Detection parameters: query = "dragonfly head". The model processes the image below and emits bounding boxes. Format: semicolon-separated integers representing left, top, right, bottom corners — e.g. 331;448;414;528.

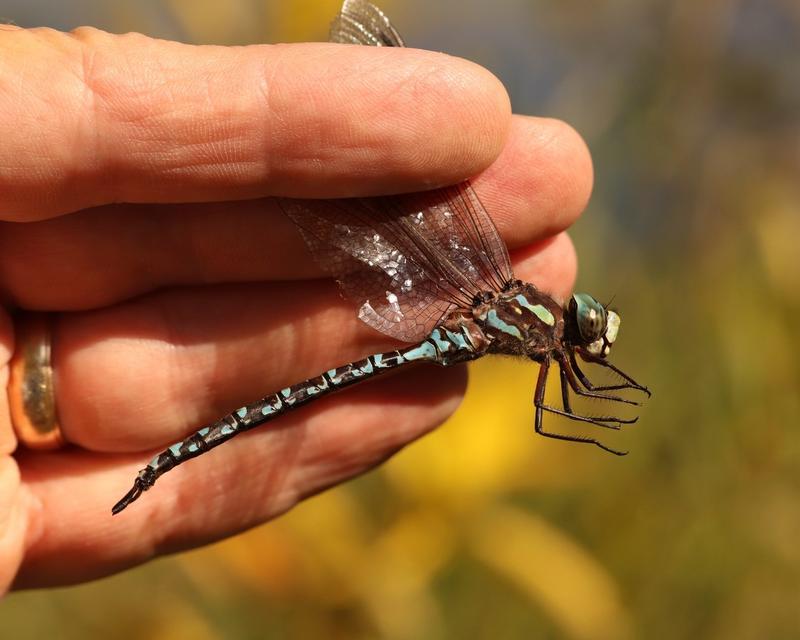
567;293;620;358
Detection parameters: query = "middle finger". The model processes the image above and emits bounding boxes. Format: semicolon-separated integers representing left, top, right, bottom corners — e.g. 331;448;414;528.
0;115;591;310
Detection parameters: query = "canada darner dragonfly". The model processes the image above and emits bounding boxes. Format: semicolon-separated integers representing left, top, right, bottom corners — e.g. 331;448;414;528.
112;0;649;515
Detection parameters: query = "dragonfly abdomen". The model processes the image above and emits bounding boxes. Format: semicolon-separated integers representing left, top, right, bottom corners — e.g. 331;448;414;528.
112;325;481;514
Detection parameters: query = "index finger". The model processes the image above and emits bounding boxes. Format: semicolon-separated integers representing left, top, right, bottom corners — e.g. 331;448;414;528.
0;27;511;221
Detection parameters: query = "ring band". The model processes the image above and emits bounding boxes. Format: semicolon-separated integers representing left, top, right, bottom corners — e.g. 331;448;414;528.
8;312;65;449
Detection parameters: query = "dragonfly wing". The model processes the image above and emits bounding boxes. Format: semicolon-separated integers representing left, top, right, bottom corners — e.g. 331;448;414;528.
329;0;405;46
280;198;453;342
404;184;514;292
279;192;513;342
290;1;514;342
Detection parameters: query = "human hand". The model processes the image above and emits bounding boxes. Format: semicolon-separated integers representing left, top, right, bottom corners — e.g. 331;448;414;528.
0;26;591;591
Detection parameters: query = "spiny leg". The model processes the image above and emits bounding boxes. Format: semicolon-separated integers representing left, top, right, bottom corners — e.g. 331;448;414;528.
586;355;651;395
558;354;640;407
533;357;628;455
570;352;651;397
557;366;618;427
545;401;637;429
569;352;638;393
547;358;635;428
555;364;637;429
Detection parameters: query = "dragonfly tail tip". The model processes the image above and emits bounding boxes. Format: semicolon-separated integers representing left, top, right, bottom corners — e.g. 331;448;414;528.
111;481;144;515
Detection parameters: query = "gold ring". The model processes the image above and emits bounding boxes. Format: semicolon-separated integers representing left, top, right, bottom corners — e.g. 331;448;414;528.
8;312;65;450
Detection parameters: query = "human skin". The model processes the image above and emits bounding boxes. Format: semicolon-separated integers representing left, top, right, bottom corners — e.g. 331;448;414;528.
0;26;592;592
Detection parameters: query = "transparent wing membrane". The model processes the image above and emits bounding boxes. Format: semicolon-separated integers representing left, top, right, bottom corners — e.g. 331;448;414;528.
279;188;513;341
285;4;513;342
329;0;405;46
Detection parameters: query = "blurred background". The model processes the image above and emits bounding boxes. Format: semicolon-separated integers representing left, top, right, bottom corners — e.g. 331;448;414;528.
2;0;799;638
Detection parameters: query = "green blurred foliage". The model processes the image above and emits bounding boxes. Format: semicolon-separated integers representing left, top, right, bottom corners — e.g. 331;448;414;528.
3;0;799;638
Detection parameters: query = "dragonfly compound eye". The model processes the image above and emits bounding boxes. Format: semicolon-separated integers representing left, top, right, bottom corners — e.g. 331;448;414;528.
571;293;607;343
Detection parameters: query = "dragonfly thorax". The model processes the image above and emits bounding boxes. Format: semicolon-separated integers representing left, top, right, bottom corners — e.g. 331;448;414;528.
470;282;564;356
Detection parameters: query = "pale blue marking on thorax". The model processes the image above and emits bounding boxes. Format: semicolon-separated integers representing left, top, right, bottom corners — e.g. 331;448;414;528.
514;294;555;326
485;309;522;338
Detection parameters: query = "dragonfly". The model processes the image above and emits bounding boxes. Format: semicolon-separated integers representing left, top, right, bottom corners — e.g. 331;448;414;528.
112;0;649;515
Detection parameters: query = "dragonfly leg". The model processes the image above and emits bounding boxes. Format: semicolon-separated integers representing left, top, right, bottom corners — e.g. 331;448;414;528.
553;360;637;428
559;363;574;413
558;354;640;406
533;357;628;456
570;352;651;397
